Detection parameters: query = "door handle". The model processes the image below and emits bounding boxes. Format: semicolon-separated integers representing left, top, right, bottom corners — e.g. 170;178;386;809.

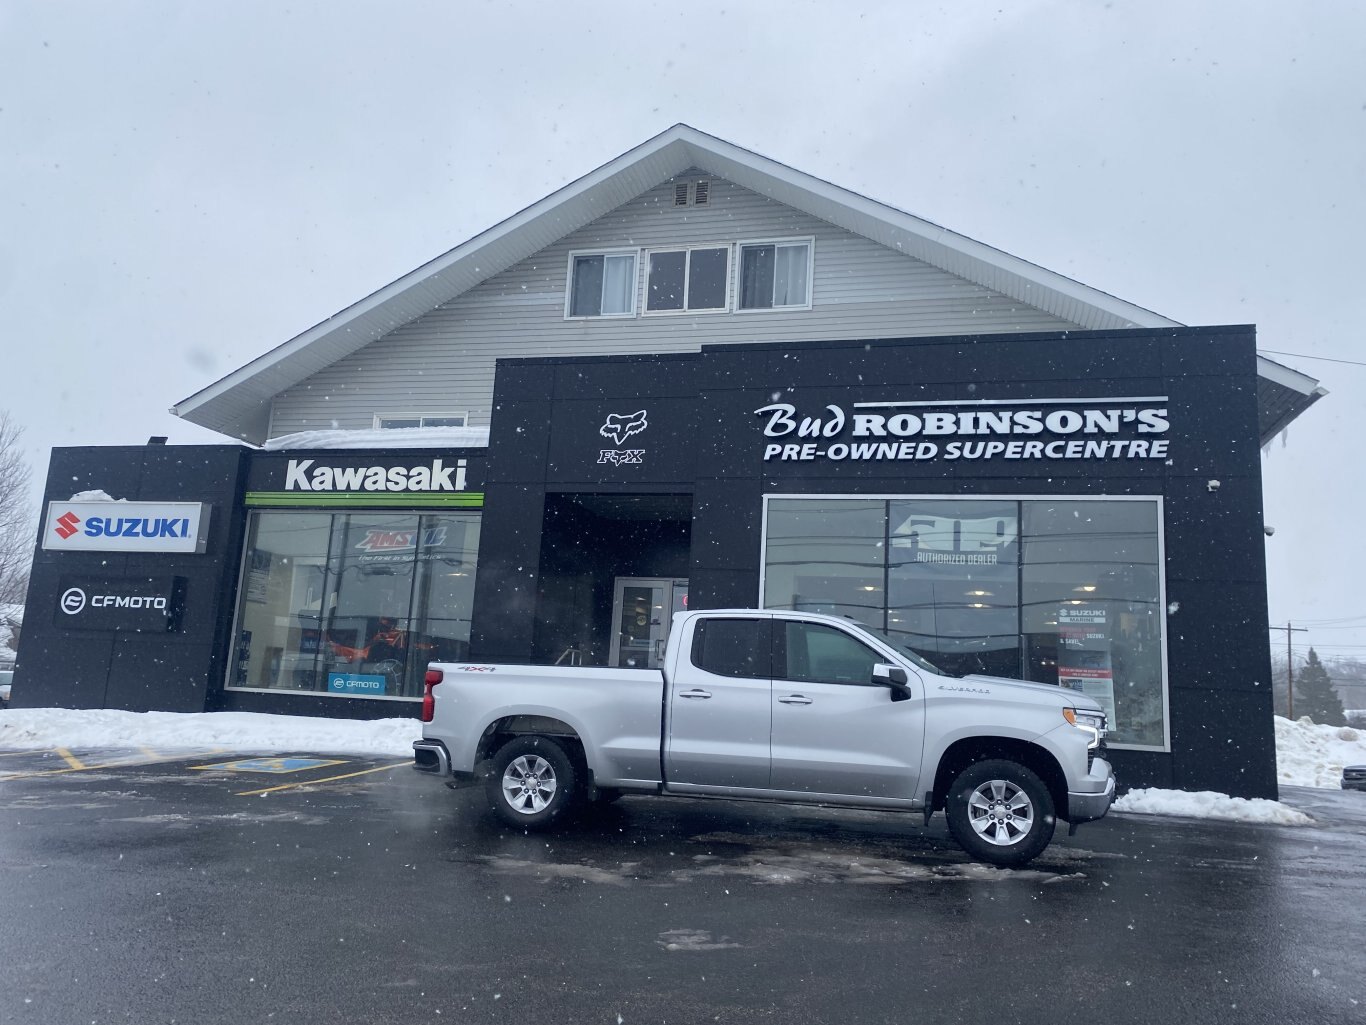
778;694;813;705
678;688;712;699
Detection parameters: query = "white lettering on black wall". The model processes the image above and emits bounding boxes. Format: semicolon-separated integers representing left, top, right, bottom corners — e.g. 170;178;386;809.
755;396;1171;462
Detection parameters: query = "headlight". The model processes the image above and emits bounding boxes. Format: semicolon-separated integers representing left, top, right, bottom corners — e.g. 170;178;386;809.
1062;707;1107;748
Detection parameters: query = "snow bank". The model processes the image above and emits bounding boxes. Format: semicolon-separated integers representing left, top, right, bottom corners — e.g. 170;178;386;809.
1274;715;1365;788
0;708;418;757
1112;787;1312;825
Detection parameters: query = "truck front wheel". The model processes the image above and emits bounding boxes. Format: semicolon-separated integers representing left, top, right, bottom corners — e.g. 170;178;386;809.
487;736;579;829
945;759;1055;867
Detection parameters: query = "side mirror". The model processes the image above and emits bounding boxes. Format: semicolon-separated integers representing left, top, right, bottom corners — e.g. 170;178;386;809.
872;663;911;700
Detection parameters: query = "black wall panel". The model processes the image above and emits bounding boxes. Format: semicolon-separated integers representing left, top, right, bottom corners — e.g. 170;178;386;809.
474;325;1276;798
14;445;249;714
14;325;1279;801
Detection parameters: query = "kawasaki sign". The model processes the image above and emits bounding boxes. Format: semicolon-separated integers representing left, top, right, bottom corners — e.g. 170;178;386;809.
245;451;485;508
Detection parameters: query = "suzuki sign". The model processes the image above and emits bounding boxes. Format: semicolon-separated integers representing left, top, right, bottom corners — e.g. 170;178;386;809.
42;501;212;554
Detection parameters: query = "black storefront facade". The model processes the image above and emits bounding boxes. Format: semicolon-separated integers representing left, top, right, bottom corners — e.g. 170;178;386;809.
15;326;1278;798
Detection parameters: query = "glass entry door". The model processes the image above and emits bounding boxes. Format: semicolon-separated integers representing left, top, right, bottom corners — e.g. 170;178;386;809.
609;577;688;669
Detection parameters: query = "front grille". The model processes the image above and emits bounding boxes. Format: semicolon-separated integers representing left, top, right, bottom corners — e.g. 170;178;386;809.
1088;741;1109;771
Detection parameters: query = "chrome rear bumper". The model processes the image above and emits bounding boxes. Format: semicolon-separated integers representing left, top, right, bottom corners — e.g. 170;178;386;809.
412;739;451;776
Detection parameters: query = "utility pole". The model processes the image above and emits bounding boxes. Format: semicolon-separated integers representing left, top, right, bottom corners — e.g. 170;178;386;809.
1269;622;1308;718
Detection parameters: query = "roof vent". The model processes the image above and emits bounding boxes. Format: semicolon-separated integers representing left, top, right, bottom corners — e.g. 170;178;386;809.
694;180;710;205
674;183;689;206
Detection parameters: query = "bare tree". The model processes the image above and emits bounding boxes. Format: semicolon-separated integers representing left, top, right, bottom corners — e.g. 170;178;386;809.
0;412;35;604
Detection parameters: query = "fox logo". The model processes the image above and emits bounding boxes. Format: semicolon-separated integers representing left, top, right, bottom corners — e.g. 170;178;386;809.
599;410;649;445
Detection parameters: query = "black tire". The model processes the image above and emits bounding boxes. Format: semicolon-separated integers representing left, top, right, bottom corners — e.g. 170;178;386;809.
944;759;1055;868
486;735;579;830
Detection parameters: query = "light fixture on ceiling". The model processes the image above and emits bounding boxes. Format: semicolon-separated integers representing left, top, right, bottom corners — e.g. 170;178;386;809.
1073;584;1097;593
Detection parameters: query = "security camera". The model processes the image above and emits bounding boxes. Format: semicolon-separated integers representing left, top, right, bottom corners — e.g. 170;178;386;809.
1264;525;1276;537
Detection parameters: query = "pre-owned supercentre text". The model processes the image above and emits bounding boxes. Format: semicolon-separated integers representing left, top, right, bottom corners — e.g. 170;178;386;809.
755;400;1170;462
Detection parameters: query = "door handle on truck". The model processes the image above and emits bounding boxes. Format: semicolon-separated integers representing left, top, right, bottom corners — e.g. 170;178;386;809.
778;694;813;705
678;688;712;699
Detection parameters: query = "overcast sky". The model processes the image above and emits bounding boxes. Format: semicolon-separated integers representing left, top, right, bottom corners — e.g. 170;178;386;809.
3;0;1363;665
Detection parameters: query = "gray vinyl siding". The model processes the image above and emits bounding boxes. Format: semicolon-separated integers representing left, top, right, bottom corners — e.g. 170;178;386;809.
269;172;1081;436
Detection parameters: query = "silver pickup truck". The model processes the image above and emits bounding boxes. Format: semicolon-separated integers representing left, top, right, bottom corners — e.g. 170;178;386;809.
413;609;1115;867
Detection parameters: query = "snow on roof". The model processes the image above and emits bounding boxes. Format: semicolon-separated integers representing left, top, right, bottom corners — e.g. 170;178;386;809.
260;426;490;451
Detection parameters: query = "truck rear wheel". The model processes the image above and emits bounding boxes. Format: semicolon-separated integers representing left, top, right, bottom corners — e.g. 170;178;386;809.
944;759;1055;867
486;735;579;829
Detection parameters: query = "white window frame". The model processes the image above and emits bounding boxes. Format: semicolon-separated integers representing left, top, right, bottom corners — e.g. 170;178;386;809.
564;247;640;320
735;236;814;313
373;412;470;429
642;244;732;316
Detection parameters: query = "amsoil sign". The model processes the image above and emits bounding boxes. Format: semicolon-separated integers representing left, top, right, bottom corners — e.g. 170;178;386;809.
42;501;211;554
755;396;1171;463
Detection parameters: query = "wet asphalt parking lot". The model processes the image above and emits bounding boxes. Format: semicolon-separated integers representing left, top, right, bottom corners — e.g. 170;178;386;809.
1;746;1363;1025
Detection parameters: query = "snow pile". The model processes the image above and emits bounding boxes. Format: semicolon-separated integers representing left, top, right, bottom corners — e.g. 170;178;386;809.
1112;787;1312;825
1273;715;1365;788
0;603;21;663
69;489;123;501
261;427;490;450
0;708;418;757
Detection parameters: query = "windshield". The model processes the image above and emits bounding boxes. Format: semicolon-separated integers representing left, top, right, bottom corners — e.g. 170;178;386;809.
847;621;944;676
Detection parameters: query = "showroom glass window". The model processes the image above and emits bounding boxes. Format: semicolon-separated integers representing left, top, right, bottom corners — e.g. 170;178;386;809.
762;497;1165;750
230;510;481;700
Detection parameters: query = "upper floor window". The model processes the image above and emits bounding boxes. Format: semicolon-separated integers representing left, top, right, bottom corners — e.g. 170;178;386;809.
375;413;468;429
738;238;813;311
645;246;730;313
566;249;638;318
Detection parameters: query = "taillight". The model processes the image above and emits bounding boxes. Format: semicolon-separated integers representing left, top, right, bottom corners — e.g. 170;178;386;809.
421;668;443;723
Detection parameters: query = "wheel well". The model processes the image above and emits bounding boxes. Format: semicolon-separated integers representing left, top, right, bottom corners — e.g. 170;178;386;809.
931;738;1068;818
476;716;586;771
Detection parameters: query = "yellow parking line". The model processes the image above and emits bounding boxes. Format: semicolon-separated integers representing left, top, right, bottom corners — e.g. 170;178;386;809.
55;747;86;770
0;748;229;780
236;761;409;797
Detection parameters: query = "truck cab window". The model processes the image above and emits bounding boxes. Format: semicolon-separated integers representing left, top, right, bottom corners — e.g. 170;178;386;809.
781;622;881;685
690;618;772;678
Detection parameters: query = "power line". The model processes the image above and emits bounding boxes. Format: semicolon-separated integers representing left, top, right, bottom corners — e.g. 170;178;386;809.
1259;348;1366;368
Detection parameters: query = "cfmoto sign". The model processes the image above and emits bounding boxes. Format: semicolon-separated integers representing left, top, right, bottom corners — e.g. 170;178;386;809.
54;576;185;632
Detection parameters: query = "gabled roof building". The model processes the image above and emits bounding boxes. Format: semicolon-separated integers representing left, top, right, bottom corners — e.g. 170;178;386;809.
16;125;1323;800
